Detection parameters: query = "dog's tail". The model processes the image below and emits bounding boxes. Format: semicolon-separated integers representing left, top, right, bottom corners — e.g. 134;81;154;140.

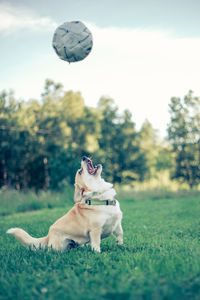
6;228;48;249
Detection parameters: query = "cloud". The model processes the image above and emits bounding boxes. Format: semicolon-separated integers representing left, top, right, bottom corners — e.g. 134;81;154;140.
1;21;200;136
0;2;57;35
51;23;200;135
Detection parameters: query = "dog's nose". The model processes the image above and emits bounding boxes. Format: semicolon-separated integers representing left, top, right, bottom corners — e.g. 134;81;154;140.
82;156;87;161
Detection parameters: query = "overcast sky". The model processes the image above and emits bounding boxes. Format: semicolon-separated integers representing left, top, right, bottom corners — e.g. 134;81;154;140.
1;0;200;137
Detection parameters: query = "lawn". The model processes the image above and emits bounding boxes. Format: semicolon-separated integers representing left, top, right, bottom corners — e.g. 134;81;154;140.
0;195;199;300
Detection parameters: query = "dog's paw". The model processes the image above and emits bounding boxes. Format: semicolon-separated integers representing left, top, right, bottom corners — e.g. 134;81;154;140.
91;245;101;253
117;239;123;245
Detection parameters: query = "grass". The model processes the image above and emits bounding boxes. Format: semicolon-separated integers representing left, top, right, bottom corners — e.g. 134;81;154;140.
0;187;74;216
0;194;199;299
1;186;199;216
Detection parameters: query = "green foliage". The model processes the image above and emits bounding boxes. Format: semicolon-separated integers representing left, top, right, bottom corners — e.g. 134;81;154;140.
0;81;156;191
139;120;173;180
2;81;200;191
96;98;147;183
168;91;200;188
0;195;199;300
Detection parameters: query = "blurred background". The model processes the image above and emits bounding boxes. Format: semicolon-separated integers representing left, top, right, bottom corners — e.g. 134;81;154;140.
1;4;200;298
0;0;200;203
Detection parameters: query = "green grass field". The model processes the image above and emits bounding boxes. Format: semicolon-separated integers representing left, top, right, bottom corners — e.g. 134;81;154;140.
0;194;199;300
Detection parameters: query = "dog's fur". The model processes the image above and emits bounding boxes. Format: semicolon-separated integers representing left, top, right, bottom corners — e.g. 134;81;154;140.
6;157;123;252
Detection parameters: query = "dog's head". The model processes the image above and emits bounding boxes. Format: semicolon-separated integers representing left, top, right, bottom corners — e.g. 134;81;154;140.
74;156;113;203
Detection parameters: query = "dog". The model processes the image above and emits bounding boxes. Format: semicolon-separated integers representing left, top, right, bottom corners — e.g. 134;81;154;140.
6;156;123;252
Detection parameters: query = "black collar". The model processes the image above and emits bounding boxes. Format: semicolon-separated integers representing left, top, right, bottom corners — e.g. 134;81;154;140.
85;199;116;206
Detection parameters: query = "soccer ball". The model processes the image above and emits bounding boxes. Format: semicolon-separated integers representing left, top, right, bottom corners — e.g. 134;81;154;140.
52;21;93;63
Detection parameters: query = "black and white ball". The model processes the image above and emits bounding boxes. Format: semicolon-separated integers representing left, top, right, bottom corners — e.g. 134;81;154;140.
52;21;93;63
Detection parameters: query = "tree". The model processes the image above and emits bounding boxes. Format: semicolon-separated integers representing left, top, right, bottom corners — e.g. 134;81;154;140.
96;97;147;184
139;119;173;180
167;90;200;188
0;80;153;191
0;90;26;189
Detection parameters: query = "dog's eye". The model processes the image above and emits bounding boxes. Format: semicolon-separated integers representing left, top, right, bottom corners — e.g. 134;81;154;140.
79;168;83;175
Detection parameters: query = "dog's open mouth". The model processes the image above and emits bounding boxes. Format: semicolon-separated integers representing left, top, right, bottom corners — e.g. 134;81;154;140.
86;158;98;175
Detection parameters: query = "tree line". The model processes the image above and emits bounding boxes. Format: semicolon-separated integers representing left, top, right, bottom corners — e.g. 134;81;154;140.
0;80;199;190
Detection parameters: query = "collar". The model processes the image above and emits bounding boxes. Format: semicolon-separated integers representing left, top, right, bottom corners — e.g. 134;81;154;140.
85;199;116;206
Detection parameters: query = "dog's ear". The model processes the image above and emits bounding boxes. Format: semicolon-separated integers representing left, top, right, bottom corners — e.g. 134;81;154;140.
74;184;83;203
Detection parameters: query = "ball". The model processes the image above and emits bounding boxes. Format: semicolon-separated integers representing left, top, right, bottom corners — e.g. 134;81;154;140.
52;21;93;63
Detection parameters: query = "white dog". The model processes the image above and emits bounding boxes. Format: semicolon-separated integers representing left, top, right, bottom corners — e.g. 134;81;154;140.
7;156;123;252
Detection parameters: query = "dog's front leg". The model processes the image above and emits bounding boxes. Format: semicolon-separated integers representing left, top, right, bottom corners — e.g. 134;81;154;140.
113;223;123;245
89;228;101;252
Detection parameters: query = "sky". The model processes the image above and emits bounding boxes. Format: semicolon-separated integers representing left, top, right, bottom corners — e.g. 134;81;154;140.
1;0;200;137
